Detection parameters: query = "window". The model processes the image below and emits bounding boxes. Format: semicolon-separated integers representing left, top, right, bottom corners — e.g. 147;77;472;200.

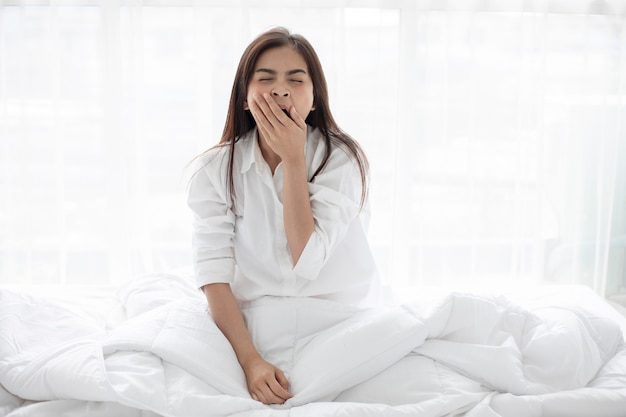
1;1;624;297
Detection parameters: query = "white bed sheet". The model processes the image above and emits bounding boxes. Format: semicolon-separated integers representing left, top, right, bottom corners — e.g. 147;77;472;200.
1;273;625;417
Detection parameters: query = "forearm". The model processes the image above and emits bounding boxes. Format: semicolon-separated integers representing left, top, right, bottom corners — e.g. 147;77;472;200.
282;157;315;265
203;282;293;404
202;283;260;367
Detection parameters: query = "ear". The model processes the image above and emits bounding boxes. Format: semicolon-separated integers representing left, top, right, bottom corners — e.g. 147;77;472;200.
244;100;249;110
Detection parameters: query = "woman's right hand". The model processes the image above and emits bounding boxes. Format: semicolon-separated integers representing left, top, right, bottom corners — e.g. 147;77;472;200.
241;355;293;404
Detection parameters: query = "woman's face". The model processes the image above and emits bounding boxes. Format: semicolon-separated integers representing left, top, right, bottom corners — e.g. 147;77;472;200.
246;46;315;120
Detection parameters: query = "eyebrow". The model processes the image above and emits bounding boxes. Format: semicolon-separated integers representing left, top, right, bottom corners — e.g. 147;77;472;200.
255;68;307;76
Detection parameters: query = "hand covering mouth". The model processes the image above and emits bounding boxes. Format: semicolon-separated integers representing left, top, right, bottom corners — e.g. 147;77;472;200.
279;105;291;117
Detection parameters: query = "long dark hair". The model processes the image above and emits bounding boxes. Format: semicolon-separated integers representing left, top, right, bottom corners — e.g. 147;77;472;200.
213;27;369;207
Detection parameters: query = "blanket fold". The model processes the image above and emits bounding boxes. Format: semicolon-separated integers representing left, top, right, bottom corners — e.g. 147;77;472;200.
1;279;625;417
411;293;622;395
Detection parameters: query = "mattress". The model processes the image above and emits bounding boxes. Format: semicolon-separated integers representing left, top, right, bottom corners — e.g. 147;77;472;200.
1;272;626;417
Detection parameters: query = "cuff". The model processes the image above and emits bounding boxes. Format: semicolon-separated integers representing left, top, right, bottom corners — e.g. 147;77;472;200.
194;258;236;289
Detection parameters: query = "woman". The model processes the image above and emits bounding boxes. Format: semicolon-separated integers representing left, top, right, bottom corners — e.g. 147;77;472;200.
188;27;380;405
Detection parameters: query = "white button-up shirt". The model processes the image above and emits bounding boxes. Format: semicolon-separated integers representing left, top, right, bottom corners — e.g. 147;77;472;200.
187;126;380;306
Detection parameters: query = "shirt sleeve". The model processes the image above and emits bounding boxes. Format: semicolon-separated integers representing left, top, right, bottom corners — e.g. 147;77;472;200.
292;148;364;280
187;156;236;289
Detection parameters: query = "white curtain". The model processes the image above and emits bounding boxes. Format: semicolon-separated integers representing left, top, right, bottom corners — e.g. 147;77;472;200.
1;1;625;297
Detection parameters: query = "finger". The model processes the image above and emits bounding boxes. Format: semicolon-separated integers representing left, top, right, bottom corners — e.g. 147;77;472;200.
261;93;292;125
249;95;271;127
251;93;278;128
268;379;292;402
259;383;284;404
275;368;291;392
288;106;307;129
253;388;270;405
249;99;277;144
268;374;292;401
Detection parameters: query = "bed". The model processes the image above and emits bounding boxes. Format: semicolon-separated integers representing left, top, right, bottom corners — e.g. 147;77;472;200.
2;272;626;417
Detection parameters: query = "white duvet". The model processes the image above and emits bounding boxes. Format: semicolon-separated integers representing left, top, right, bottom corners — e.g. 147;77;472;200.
1;274;626;417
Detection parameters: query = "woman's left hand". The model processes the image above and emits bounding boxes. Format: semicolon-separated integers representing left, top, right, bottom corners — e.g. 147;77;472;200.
249;93;307;164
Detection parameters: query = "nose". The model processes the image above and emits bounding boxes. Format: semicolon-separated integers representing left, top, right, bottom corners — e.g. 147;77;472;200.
272;86;289;97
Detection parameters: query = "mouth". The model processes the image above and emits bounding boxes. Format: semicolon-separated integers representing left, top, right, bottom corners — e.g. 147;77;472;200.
279;105;292;119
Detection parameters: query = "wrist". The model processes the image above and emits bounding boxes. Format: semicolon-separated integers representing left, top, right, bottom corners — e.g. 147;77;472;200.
281;154;306;172
238;351;263;370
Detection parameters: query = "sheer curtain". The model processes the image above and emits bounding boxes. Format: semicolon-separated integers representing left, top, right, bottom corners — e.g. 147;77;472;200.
1;1;624;298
